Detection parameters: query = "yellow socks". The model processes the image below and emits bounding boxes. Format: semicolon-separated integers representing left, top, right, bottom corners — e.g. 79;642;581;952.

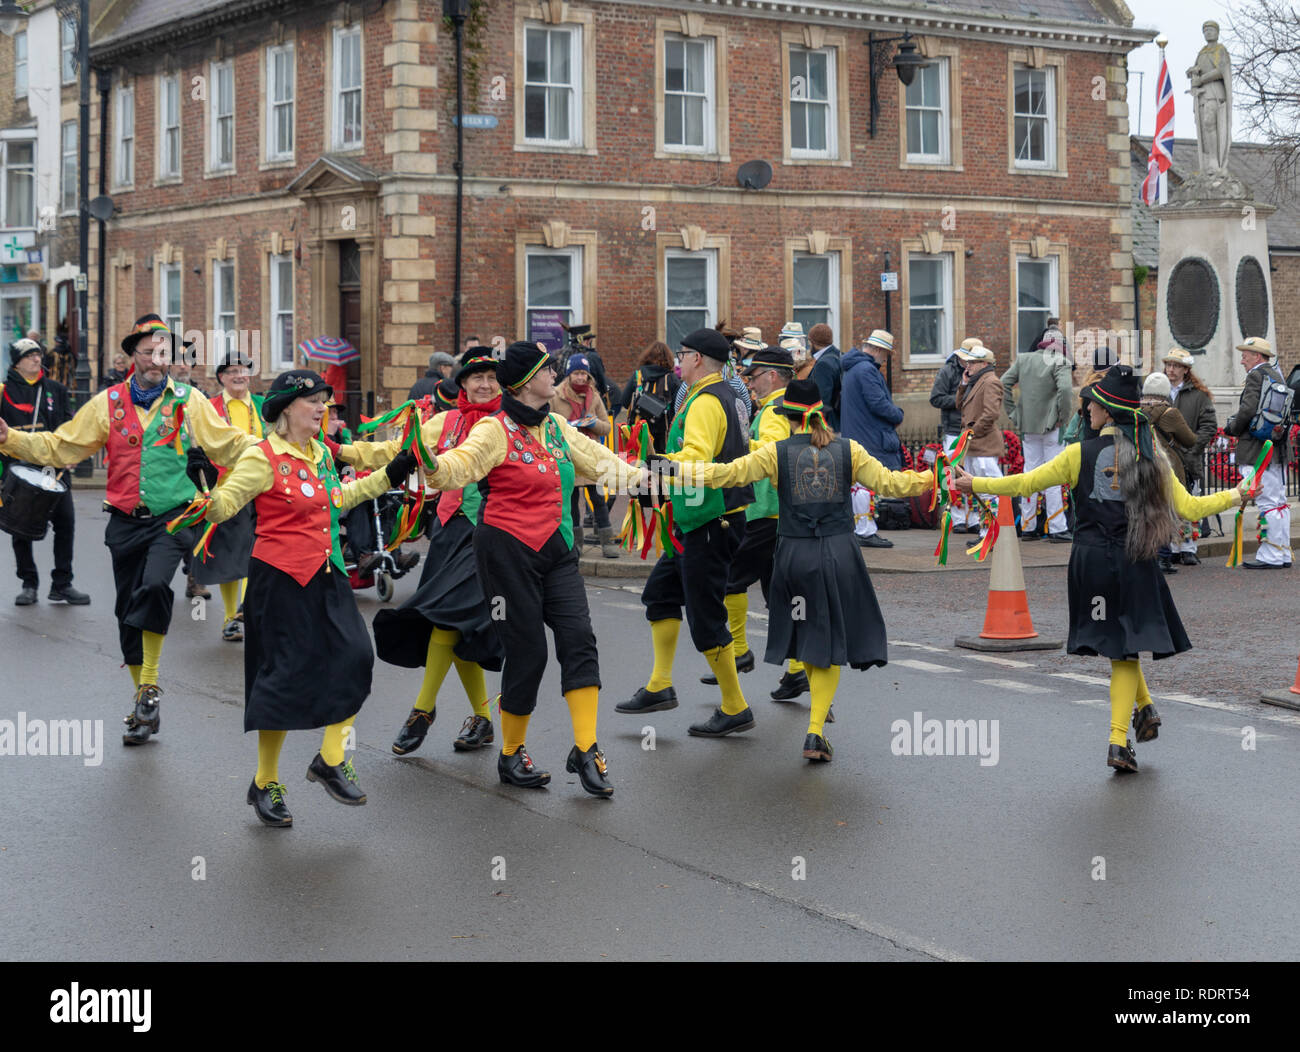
415;627;458;712
127;664;142;688
1135;663;1153;711
239;578;247;604
647;618;681;691
1109;660;1140;746
565;686;599;751
320;715;356;766
453;656;491;719
724;592;749;655
500;711;530;756
219;581;240;623
140;631;164;686
806;664;840;736
255;730;288;788
788;659;804;675
704;643;748;716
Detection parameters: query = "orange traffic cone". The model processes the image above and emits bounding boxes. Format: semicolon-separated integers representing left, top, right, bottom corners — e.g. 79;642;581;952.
1261;651;1300;711
955;493;1062;652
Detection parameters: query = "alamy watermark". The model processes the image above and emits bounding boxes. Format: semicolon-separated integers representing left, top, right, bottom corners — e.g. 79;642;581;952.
890;711;999;767
0;713;103;767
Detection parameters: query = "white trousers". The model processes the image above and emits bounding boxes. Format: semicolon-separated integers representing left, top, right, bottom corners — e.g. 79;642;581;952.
1020;432;1067;534
960;455;1004;532
1242;460;1293;565
1175;479;1202;555
852;483;877;537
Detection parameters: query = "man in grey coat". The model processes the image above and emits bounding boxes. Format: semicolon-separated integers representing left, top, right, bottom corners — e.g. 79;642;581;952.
1164;347;1219;564
1001;334;1074;541
1223;337;1292;568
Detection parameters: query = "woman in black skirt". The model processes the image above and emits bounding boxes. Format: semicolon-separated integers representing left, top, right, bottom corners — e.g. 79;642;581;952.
955;365;1247;773
679;379;934;762
373;349;505;755
190;370;416;827
193;358;266;642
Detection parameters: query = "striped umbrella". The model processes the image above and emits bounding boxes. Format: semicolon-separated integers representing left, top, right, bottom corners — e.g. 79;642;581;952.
298;335;359;366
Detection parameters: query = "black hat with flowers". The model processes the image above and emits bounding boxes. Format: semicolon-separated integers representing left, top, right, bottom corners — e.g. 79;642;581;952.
456;345;499;388
262;369;333;422
496;341;553;391
1082;364;1155;459
774;378;828;430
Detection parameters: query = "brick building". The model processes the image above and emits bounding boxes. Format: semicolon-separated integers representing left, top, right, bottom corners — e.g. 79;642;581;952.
74;0;1148;428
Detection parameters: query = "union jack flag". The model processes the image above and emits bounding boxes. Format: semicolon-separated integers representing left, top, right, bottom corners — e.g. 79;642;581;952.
1141;55;1175;206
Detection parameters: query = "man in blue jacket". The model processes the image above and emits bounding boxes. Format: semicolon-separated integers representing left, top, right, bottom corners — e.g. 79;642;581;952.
840;329;902;549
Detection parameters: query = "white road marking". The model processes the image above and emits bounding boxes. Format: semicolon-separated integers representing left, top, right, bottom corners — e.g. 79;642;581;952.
965;654;1035;669
1050;672;1112;686
893;659;961;673
1157;693;1207;704
604;602;646;612
977;679;1049;693
891;641;951;653
1066;698;1108;709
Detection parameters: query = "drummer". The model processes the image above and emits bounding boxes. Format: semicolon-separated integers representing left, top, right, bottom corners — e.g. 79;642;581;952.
0;315;255;746
0;338;89;605
193;354;267;641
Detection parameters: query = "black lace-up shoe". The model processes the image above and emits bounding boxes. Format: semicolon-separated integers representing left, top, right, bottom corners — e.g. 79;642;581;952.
453;714;494;751
222;618;244;642
392;707;434;754
1132;704;1161;743
498;747;550;788
566;743;614;797
48;585;90;604
1107;740;1138;773
615;686;678;714
306;753;367;804
688;707;756;738
802;733;833;762
700;649;755;684
122;684;162;745
247;780;293;827
770;670;809;701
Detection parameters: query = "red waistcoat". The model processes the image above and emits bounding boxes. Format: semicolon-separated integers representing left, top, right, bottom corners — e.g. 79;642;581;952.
251;439;345;585
480;413;568;551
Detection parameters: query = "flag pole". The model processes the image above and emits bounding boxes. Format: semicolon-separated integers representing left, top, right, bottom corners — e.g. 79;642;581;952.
1157;38;1168;204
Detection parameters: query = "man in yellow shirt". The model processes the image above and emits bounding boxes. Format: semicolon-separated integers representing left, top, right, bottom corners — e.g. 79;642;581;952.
618;328;757;737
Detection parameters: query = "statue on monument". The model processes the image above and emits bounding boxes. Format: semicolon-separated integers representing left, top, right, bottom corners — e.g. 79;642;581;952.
1186;20;1231;172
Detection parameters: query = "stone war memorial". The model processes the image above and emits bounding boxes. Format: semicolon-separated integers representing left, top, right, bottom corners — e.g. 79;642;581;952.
1153;20;1277;414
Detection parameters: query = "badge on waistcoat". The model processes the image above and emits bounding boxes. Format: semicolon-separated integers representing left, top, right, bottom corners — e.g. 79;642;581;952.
109;389;120;401
538;464;547;473
301;482;316;498
330;486;343;508
127;434;140;446
509;452;519;461
514;439;524;450
506;419;518;432
113;408;125;421
278;463;291;476
522;451;534;464
298;468;309;480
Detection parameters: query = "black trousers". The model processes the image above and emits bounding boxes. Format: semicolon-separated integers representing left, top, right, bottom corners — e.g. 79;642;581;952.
474;524;600;716
642;512;745;652
12;486;76;589
571;485;610;529
724;515;776;603
104;509;194;665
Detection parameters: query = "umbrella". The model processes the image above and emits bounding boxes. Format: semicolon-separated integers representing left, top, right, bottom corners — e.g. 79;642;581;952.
298;336;359;366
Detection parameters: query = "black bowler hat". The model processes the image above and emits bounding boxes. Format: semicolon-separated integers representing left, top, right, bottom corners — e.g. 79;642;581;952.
741;347;795;376
681;328;732;362
262;369;333;422
120;313;194;355
216;352;254;378
1082;364;1155;460
774;378;827;429
496;341;552;391
456;345;499;388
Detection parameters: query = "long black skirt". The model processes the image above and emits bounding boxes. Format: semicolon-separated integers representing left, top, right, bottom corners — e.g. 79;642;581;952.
1066;540;1190;660
243;557;373;731
193;504;254;585
371;512;504;670
764;531;888;671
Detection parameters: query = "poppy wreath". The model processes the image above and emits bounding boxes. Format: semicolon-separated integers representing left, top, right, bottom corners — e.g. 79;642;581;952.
1207;429;1241;488
998;430;1024;476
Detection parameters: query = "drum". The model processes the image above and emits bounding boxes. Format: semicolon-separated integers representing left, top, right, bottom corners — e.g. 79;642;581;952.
0;463;67;541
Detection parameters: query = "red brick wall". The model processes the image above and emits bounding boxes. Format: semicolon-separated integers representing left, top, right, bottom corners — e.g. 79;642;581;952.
1271;253;1300;378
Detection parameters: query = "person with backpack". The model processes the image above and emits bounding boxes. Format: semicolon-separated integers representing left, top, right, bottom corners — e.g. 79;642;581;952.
619;341;681;454
953;366;1251;774
1223;337;1292;568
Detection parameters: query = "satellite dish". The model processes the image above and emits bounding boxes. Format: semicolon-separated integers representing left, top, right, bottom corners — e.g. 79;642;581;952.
87;196;115;221
737;160;772;190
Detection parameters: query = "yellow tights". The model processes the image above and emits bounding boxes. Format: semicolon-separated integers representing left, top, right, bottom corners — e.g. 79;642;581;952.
703;643;748;716
724;592;749;655
805;664;840;736
646;618;681;691
140;631;164;686
415;628;491;719
1109;660;1153;746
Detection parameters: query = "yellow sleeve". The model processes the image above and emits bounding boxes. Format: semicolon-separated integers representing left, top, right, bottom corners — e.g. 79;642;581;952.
339;463;398;512
752;404;790;449
683;443;779;489
556;416;647;492
1172;475;1240;520
337;435;404;469
0;391;108;467
205;445;274;523
662;392;726;461
849;441;934;498
185;390;256;469
973;443;1081;496
426;416;507;490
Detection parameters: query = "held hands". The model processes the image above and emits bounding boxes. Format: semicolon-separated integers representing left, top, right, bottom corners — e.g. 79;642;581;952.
186;447;219;490
385;451;420;486
951;464;976;494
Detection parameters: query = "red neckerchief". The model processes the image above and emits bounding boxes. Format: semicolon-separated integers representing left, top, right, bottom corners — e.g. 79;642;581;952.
2;369;44;414
455;390;501;430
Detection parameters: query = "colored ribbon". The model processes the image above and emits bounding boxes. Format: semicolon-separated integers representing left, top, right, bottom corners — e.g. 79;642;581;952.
152;402;188;455
1227;440;1273;568
930;429;971;566
357;401;438;550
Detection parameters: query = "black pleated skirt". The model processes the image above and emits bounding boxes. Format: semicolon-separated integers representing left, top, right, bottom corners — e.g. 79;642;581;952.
371;512;504;671
243;556;373;731
1066;540;1191;660
193;504;255;585
764;532;888;671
